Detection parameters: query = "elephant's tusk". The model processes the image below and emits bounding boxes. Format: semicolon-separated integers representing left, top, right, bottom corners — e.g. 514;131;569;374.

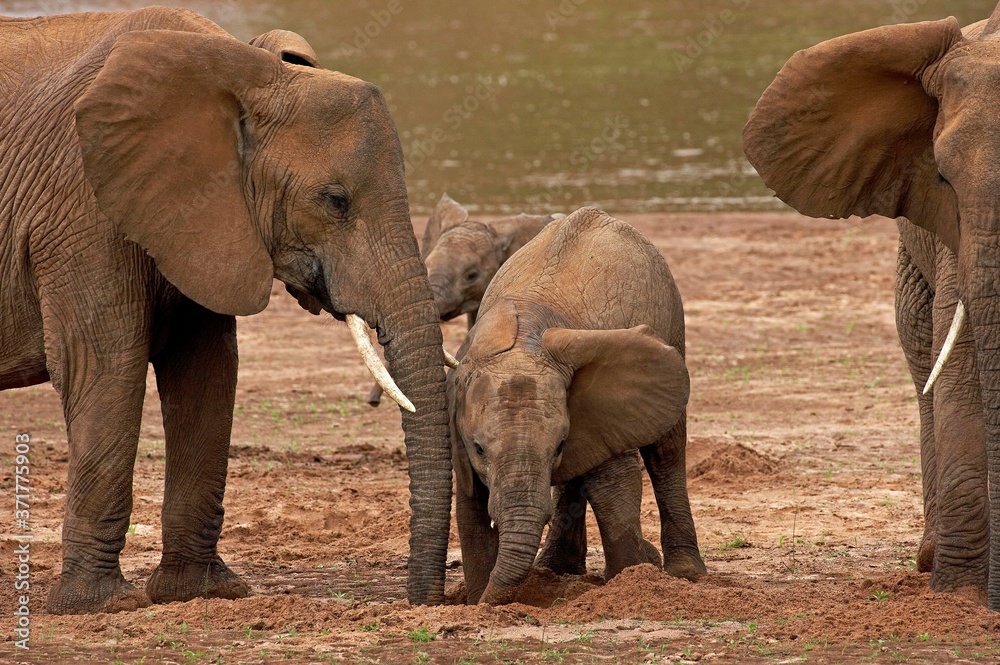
346;314;416;413
923;300;966;396
444;348;460;369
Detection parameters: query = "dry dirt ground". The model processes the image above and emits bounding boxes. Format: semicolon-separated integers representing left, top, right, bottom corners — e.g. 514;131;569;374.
3;212;1000;664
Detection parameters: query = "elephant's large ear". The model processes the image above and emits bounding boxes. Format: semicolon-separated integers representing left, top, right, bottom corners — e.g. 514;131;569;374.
75;30;280;316
543;326;689;483
743;18;964;250
249;29;320;67
421;193;469;258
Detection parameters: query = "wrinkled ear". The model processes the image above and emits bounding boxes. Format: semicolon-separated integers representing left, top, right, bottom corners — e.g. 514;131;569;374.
488;213;555;260
543;326;689;483
249;29;320;67
75;30;279;316
743;18;963;251
463;299;518;361
421;193;469;258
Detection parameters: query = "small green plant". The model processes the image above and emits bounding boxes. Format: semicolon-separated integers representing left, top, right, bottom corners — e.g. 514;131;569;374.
415;652;430;663
576;630;594;643
541;642;568;662
178;621;189;634
747;621;758;633
360;621;379;632
127;523;137;535
918;633;930;642
720;534;748;551
408;626;435;643
871;589;890;602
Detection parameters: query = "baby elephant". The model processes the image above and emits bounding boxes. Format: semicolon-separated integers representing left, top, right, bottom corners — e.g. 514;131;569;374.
448;207;706;604
368;193;559;405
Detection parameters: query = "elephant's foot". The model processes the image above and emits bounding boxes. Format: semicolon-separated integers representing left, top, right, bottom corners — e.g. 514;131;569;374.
639;539;663;568
47;569;150;615
662;547;707;582
146;556;251;604
916;533;935;573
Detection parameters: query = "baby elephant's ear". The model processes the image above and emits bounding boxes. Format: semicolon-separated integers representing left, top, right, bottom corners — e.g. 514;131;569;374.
249;29;321;67
543;326;689;482
421;193;469;258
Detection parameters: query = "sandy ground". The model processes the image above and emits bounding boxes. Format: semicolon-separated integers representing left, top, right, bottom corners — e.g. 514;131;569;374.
3;211;1000;664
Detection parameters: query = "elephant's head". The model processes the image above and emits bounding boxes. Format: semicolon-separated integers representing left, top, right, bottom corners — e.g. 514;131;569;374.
72;29;451;604
420;194;557;320
742;5;1000;609
447;300;689;603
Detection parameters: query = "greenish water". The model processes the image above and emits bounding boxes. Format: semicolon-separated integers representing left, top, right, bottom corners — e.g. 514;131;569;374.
3;1;995;213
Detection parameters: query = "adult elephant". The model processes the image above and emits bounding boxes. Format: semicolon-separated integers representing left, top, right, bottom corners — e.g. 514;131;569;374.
743;7;1000;608
0;8;450;613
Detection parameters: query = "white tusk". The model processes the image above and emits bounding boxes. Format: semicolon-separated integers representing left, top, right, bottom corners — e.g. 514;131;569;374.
444;348;460;369
346;314;416;413
923;300;966;396
490;520;496;530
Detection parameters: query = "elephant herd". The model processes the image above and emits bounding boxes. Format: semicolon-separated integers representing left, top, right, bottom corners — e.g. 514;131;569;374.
2;3;1000;616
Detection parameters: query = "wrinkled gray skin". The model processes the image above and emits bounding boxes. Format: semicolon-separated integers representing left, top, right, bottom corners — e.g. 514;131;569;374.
0;8;450;613
744;10;1000;607
367;193;557;406
448;208;705;605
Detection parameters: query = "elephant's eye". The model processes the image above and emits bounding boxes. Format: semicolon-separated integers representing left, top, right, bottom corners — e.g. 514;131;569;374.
473;442;485;457
322;190;350;218
465;269;480;283
555;440;565;457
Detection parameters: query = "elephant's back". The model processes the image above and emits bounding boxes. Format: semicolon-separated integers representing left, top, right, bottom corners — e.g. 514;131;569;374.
483;207;684;348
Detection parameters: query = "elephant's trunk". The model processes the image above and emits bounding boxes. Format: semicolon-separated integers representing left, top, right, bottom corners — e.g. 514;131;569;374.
480;467;553;604
959;218;1000;611
351;205;451;605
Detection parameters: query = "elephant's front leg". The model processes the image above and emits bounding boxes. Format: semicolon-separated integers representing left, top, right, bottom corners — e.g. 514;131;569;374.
583;451;661;580
535;478;588;575
894;237;938;572
640;415;706;581
145;302;250;604
45;341;150;614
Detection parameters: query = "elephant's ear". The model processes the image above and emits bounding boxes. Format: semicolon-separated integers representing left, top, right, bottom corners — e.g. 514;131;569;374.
249;29;320;67
75;30;279;316
743;18;963;251
488;214;556;261
543;326;689;483
463;299;518;361
421;193;469;258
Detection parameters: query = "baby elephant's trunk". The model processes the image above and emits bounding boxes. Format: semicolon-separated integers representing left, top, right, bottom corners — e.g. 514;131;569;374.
481;472;553;604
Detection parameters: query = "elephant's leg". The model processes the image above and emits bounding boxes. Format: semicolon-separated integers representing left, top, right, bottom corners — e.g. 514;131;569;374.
583;451;661;580
640;415;706;581
145;302;250;604
894;239;938;572
45;334;150;614
928;256;988;595
535;479;588;575
456;477;498;604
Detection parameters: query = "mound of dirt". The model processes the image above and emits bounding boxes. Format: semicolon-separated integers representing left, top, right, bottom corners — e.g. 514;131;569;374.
446;568;604;608
688;441;781;483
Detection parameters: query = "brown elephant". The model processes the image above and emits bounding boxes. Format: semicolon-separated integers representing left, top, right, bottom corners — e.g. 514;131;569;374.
367;193;558;405
0;8;450;613
743;6;1000;608
447;207;705;604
